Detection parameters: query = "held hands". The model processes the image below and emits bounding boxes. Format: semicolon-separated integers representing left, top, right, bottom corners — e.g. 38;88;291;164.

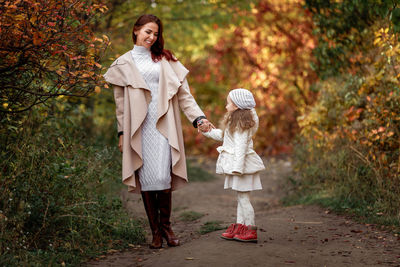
197;119;215;133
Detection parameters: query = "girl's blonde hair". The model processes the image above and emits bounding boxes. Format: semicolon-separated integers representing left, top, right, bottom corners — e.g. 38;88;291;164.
222;109;255;134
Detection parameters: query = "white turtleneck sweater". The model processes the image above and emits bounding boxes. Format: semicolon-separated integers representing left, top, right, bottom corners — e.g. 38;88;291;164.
131;45;171;191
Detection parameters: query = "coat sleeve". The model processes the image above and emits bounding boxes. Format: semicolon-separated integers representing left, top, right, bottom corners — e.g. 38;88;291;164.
202;128;223;141
113;85;124;135
232;130;250;174
177;78;205;124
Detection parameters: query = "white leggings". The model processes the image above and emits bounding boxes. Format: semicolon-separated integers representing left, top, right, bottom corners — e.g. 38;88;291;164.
236;191;255;226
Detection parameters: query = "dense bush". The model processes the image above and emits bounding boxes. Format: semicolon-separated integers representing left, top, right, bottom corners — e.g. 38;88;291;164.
293;22;400;221
0;101;145;266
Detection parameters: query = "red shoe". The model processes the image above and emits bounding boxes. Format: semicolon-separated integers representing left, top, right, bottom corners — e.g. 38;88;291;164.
221;223;242;240
233;225;257;243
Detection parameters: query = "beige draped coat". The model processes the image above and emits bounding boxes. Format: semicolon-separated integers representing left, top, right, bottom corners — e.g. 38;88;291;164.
103;51;204;193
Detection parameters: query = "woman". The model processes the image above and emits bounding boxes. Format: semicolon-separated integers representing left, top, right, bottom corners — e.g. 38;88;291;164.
103;14;212;249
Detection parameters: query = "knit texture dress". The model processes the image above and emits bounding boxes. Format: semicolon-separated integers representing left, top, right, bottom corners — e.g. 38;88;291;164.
131;45;172;191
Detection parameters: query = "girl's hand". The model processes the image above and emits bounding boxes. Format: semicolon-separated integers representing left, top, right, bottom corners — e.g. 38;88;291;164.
118;135;123;153
198;119;215;132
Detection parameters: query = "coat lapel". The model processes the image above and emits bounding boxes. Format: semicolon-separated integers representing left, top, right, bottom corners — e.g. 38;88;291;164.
103;51;150;90
157;59;189;120
156;59;190;174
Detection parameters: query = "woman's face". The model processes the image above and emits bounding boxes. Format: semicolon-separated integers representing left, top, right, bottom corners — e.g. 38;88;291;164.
226;95;238;112
134;22;159;49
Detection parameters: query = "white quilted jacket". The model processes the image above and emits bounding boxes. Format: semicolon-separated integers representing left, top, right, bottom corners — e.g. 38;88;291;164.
203;109;265;175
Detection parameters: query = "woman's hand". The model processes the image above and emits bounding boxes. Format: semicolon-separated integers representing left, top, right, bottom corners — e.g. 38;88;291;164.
118;135;123;153
198;119;215;132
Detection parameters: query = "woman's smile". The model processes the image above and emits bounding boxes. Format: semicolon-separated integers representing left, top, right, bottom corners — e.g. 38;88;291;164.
134;22;159;49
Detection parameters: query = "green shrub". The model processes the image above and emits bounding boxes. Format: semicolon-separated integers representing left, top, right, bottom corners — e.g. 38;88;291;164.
291;71;400;224
0;104;145;266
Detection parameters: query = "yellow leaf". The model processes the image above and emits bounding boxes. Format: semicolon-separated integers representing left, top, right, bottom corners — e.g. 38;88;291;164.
3;103;8;108
30;15;37;24
373;38;381;46
15;14;26;21
95;86;101;93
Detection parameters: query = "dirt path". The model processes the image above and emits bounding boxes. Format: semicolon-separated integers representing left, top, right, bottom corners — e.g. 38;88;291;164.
87;158;400;267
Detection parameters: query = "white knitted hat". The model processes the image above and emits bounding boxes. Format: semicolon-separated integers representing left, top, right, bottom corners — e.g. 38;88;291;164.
228;88;256;110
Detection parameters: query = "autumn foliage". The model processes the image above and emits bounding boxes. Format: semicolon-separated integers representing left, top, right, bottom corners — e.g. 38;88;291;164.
187;0;317;155
293;1;400;218
0;0;108;115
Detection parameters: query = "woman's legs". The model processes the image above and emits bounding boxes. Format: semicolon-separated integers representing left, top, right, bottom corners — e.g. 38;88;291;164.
237;191;255;226
158;188;180;246
141;189;180;248
141;191;162;249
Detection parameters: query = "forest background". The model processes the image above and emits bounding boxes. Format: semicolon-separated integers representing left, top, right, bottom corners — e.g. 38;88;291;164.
0;0;399;265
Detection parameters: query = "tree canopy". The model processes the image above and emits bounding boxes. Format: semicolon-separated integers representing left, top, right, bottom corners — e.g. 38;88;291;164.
0;0;107;115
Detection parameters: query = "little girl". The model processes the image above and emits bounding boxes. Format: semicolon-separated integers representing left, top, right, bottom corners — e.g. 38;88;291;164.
199;88;265;243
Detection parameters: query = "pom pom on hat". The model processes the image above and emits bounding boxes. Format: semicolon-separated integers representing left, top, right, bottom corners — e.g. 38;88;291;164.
228;88;256;110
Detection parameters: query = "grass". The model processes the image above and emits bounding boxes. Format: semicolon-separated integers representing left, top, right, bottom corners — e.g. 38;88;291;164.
179;211;204;222
198;221;225;235
186;159;216;182
287;137;400;232
283;188;400;231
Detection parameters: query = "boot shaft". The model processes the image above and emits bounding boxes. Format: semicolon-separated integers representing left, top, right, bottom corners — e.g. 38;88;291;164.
141;191;160;233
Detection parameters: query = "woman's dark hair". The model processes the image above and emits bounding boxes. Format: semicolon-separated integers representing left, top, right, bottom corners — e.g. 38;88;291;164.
132;14;177;62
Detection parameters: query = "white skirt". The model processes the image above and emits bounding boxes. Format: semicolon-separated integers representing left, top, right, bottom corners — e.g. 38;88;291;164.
224;172;262;192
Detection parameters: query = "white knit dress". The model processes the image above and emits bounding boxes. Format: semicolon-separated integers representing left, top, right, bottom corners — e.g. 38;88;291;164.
131;45;172;191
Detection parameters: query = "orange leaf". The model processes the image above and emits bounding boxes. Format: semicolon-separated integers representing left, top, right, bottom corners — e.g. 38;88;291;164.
33;32;42;46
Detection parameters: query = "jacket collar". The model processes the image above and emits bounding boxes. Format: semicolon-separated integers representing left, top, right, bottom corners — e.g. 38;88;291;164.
103;51;149;89
103;51;190;97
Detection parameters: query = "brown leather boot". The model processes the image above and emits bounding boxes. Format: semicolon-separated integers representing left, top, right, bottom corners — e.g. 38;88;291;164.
158;189;180;246
141;191;162;249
